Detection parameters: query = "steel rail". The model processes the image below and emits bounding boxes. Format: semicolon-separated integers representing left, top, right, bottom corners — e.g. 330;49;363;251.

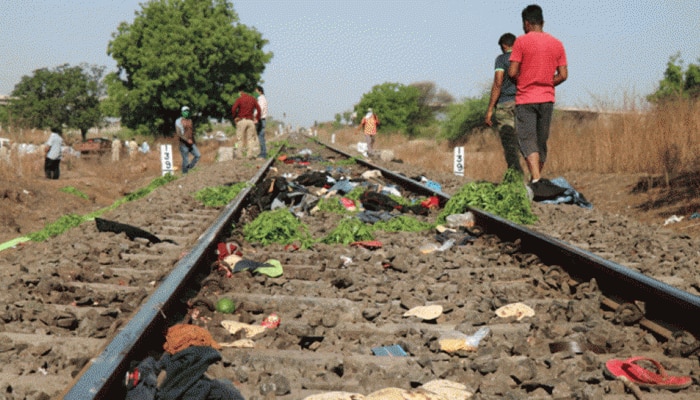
63;157;275;399
320;141;700;339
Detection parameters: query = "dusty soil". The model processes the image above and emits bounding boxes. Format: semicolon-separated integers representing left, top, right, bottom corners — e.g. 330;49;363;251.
1;139;699;246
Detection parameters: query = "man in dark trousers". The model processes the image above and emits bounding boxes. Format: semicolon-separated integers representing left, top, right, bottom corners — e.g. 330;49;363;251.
175;106;200;174
485;32;522;173
231;86;261;159
509;4;567;193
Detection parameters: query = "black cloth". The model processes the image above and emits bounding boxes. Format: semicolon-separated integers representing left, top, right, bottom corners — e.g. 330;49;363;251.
125;356;160;400
529;179;568;201
249;177;289;211
294;171;331;187
95;218;177;244
157;346;244;400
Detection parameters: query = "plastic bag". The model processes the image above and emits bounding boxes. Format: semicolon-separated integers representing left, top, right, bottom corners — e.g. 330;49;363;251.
438;326;490;353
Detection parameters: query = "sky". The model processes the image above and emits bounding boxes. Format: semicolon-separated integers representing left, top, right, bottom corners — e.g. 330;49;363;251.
1;0;698;129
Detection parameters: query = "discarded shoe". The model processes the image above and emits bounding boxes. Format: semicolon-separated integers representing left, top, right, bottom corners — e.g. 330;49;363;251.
604;357;692;389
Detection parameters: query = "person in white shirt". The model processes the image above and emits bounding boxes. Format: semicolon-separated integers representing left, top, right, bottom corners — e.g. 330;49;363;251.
255;86;268;159
44;127;64;179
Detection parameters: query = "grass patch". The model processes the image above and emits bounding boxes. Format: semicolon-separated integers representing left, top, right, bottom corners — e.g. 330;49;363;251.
194;182;248;207
60;186;89;200
28;174;180;241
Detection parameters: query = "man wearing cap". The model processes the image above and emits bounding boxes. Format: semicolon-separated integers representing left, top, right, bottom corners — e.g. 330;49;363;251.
231;86;262;159
175;106;200;174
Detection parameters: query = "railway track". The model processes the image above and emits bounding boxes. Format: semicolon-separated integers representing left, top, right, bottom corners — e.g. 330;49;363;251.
1;134;698;399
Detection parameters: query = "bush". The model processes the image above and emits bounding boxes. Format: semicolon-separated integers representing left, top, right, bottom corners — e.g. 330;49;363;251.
441;94;489;142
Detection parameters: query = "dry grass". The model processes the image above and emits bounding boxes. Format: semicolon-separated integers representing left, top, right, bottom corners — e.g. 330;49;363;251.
2;97;698;184
0;128;221;183
324;98;700;182
549;98;700;176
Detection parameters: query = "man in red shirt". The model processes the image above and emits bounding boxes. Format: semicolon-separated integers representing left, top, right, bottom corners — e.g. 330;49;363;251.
231;86;262;159
508;4;567;189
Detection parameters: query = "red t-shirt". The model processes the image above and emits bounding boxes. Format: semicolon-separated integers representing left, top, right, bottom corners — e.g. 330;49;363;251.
231;93;261;121
510;32;567;105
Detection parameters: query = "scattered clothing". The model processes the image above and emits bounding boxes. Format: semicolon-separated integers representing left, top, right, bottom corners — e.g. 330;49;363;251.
536;177;593;209
95;218;177;244
163;324;221;355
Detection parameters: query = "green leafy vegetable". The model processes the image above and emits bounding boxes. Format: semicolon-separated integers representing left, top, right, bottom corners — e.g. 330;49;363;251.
438;169;536;225
321;216;374;245
374;215;434;232
243;208;313;248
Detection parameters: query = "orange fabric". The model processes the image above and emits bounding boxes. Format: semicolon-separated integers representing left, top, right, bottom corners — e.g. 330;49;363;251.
163;323;221;355
361;115;379;135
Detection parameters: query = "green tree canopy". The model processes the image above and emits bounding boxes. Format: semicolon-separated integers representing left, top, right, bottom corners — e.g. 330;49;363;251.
440;93;489;142
9;63;104;141
410;81;454;127
647;53;700;103
354;82;421;135
106;0;272;136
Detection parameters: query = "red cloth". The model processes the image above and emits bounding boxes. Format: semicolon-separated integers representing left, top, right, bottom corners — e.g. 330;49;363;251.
510;31;567;105
231;93;262;121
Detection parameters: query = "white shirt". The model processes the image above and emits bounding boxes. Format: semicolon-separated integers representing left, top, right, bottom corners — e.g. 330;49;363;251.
257;94;268;119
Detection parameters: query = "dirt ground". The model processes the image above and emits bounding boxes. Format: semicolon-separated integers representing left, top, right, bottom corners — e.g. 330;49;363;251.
1;139;699;246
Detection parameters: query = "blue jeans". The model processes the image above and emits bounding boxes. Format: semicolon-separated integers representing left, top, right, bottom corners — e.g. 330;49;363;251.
256;119;267;158
179;142;200;174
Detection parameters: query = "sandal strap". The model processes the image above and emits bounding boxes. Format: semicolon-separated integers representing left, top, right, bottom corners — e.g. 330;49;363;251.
623;357;669;382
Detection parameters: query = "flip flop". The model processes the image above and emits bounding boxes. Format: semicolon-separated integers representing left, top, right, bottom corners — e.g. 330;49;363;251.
604;357;692;389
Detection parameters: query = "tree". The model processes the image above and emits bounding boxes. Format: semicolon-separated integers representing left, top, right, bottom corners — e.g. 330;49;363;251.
106;0;272;136
9;63;104;141
441;93;489;142
647;53;700;103
409;81;454;126
354;82;421;135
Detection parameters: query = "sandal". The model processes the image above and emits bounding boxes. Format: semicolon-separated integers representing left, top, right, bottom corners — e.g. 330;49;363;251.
604;356;692;389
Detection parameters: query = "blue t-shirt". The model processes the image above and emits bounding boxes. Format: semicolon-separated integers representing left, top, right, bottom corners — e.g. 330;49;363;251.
495;51;516;104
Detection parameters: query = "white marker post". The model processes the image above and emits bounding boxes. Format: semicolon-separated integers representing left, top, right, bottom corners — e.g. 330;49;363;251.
453;146;464;177
160;144;174;176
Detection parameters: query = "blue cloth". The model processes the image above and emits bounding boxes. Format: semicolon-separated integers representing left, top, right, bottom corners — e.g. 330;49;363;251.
539;177;593;209
328;179;357;195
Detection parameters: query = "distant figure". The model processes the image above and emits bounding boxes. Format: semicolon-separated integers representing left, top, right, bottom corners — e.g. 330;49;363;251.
44;127;63;179
485;32;522;173
255;85;268;159
175;106;200;174
359;108;380;156
111;136;121;162
139;141;150;154
128;140;138;158
231;86;261;159
508;4;567;187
